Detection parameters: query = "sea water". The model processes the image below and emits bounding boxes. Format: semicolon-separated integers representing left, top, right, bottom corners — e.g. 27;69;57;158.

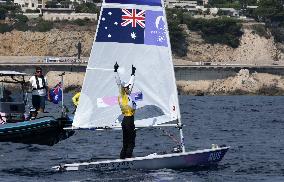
0;95;283;181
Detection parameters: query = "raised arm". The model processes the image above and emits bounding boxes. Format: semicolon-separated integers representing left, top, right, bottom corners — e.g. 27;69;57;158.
114;62;121;88
114;63;136;91
127;65;136;92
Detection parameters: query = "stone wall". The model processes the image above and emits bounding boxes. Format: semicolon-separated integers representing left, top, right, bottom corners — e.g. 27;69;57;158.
42;13;97;21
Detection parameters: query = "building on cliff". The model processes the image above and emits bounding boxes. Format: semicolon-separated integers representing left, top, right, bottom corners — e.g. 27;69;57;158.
164;0;208;9
14;0;41;11
14;0;98;12
41;8;97;21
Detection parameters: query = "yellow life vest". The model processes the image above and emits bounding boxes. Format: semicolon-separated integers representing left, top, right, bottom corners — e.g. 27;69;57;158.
118;88;135;116
72;92;81;106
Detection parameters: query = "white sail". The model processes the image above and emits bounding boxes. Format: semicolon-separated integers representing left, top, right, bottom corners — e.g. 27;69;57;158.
73;0;180;128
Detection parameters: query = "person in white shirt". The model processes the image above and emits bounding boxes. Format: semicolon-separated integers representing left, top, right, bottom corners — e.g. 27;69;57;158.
29;67;50;113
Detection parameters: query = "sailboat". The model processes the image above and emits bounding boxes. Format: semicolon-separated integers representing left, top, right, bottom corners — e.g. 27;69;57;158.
54;0;229;171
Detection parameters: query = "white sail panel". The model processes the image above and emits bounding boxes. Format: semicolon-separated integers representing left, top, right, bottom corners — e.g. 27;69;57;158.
73;5;180;128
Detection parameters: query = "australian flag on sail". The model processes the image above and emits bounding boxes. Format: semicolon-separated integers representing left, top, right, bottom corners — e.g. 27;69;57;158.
96;8;168;47
49;82;62;104
105;0;162;7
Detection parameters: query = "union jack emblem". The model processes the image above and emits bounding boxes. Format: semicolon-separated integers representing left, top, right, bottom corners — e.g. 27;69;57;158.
121;9;145;28
53;83;62;95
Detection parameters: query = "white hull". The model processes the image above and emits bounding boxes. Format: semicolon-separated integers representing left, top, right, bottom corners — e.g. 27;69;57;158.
53;146;229;171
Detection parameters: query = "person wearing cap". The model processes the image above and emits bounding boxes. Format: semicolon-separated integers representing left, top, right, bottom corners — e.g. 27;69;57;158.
72;91;81;114
29;67;50;113
114;62;137;159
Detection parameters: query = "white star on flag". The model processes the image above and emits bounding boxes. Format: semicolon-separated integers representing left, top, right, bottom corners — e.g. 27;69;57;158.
108;34;111;38
102;17;105;21
131;32;136;39
108;12;112;15
114;22;118;25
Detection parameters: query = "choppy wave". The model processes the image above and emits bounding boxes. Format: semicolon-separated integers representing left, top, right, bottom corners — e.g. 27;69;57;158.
0;95;284;181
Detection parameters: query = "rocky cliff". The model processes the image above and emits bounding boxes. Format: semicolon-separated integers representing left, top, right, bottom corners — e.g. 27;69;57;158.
0;23;283;66
175;23;284;66
0;30;95;57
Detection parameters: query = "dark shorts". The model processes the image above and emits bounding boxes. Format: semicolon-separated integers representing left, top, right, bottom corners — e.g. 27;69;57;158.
32;95;46;111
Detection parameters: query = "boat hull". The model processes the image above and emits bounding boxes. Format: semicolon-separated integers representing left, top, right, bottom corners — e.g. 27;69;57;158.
55;146;229;171
0;117;74;145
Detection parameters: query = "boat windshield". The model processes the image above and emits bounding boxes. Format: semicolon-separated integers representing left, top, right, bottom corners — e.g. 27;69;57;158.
0;86;23;102
0;75;26;103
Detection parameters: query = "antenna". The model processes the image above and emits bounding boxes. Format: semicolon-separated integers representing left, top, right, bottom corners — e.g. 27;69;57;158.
59;72;65;117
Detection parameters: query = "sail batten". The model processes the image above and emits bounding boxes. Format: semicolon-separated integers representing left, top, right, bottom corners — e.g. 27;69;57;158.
73;0;180;128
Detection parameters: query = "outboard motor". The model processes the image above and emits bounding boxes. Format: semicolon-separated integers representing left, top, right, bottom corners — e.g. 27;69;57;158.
29;107;37;120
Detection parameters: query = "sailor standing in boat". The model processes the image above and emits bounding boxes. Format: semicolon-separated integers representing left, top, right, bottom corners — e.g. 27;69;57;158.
72;91;81;114
29;67;50;113
114;62;137;159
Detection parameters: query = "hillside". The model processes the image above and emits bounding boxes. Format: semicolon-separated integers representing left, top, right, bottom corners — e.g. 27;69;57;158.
0;23;283;65
0;30;94;57
174;23;284;65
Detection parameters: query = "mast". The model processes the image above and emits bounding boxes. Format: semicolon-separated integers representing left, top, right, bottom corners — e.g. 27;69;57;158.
59;72;65;117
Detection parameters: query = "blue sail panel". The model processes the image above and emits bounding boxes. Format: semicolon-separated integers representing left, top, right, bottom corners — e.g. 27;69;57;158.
96;8;168;47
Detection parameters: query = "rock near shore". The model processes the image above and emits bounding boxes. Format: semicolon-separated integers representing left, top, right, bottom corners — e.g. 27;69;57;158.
177;69;284;95
47;69;284;96
1;70;283;95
